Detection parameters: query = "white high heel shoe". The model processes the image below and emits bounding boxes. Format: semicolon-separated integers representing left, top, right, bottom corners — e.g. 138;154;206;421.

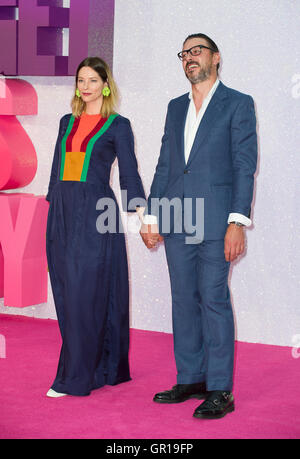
46;388;67;398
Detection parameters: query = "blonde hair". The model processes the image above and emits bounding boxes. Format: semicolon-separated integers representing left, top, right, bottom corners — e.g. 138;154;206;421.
71;57;119;118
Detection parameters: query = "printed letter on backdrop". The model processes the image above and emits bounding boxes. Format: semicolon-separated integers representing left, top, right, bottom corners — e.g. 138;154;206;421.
0;194;49;307
0;0;115;76
0;78;48;307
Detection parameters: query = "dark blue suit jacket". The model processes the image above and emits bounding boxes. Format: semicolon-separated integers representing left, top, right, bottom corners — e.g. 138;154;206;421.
147;81;257;240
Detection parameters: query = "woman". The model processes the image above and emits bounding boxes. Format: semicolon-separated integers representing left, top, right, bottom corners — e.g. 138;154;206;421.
45;57;145;397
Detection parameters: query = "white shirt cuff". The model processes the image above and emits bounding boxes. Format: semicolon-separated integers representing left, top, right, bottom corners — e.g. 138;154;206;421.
142;214;158;225
228;213;251;227
143;212;251;226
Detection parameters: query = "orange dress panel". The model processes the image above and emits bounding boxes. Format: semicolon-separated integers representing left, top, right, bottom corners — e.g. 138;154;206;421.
62;113;102;181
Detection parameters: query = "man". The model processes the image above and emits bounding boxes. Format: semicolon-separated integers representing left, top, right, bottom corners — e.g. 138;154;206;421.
140;33;257;419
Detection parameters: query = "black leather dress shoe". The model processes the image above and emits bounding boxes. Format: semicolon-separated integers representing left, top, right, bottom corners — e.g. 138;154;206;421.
193;391;234;419
153;383;208;404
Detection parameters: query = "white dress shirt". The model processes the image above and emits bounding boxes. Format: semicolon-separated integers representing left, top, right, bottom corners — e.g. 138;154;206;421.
184;78;220;163
142;79;251;227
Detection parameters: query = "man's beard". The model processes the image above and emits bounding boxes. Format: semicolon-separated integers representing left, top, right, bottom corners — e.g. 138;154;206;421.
185;61;213;84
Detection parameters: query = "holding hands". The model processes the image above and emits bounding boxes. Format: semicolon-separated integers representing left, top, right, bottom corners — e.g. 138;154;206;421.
140;223;164;249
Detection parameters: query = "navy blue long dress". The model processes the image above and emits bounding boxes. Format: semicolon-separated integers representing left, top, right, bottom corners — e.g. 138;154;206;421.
46;112;145;396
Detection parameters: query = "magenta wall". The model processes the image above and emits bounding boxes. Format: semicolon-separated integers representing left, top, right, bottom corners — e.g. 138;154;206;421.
0;0;115;75
0;1;116;309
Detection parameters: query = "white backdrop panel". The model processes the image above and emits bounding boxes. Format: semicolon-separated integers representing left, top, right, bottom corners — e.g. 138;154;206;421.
0;0;299;347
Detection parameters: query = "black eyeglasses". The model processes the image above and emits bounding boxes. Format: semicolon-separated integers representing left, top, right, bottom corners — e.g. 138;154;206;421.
177;45;215;60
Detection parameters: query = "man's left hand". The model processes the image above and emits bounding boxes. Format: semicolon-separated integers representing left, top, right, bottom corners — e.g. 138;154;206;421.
224;224;245;262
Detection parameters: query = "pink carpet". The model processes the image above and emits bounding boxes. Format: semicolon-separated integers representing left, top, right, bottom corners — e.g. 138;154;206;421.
0;314;299;439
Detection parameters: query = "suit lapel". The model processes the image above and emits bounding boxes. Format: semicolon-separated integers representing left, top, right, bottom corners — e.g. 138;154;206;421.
186;81;228;167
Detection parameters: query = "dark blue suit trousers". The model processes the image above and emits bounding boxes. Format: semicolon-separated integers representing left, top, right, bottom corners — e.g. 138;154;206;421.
164;236;234;390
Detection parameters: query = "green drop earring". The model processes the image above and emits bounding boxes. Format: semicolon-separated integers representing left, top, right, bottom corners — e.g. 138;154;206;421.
102;87;111;97
75;88;81;98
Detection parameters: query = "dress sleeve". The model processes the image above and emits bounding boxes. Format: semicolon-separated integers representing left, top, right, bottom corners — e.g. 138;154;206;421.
114;117;146;212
